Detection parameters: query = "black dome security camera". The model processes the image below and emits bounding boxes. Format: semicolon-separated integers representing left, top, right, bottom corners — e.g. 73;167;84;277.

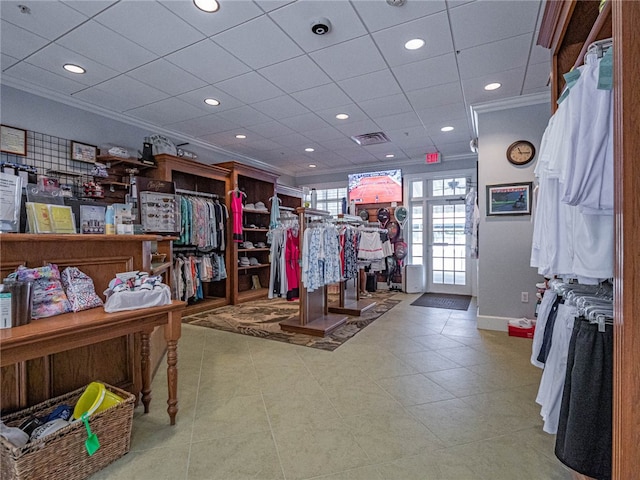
311;18;331;35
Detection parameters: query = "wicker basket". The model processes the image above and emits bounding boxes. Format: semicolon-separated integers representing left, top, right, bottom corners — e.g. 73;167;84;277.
1;383;135;480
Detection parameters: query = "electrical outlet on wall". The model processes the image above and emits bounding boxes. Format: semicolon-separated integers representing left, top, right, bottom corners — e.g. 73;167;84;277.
521;292;529;303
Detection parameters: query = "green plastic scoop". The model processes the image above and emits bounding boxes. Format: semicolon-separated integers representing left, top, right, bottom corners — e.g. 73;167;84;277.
80;412;100;456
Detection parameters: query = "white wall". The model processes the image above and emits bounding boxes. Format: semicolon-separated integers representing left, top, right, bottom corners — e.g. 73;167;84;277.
476;100;550;330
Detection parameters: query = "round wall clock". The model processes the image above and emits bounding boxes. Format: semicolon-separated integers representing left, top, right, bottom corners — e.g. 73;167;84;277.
506;140;536;166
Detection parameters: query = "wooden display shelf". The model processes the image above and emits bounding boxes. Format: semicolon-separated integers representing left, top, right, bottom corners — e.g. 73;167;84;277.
182;296;228;316
238;248;270;252
280;313;346;336
243;228;269;232
243;209;270;214
238;264;269;270
237;287;270;303
97;155;156;170
328;297;376;316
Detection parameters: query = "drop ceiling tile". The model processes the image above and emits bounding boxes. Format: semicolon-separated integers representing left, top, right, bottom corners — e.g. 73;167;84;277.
310;36;387;81
159;0;264;37
374;111;423;132
302;126;345;142
25;43;118;87
386;126;434;148
462;66;526;104
523;62;552;92
72;85;143;112
351;0;446;33
165;39;251;84
269;1;367;52
177;86;244;113
242;137;283;151
322;136;361;151
56;20;156;72
252;95;310;120
94;1;205;56
247;122;296;139
373;11;454;67
457;33;532;80
523;84;550;96
429;125;473;145
61;1;117;17
449;0;539;50
3;62;86;95
402;146;436;160
421;114;470;135
254;1;296;13
291;83;353;111
529;43;551;65
358;93;412;119
279;112;330;133
258;55;332;93
315;103;369;126
215;71;284;104
333;119;382;138
1;21;49;60
168;114;240;138
1;1;87;40
335;147;377;163
272;132;315;148
220;105;272;127
416;102;469;126
212;15;303;69
436;140;473;157
337;69;402;103
1;53;19;70
127;59;206;95
92;74;168;109
393;53;459;92
126;97;206;126
405;82;464;110
199;129;246;147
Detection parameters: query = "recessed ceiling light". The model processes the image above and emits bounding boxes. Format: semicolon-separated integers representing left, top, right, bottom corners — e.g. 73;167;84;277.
441;126;454;132
63;64;85;74
193;0;219;12
309;164;317;168
305;147;315;152
335;113;349;120
484;82;502;91
385;154;395;158
235;134;246;139
404;38;425;50
204;98;220;106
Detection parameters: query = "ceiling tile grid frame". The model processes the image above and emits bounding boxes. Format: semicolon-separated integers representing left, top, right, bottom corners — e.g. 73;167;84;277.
0;0;549;179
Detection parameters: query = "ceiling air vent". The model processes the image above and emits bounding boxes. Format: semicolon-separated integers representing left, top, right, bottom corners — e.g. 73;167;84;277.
350;131;390;146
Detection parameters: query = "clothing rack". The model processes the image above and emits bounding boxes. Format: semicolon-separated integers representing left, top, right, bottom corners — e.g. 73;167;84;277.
326;218;377;316
280;207;348;336
175;188;219;199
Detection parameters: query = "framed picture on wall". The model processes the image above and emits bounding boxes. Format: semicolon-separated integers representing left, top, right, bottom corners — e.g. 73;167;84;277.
0;125;27;156
486;182;533;216
71;141;97;164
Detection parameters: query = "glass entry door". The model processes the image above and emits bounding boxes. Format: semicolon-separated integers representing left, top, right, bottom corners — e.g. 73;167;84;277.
407;174;472;295
427;200;470;295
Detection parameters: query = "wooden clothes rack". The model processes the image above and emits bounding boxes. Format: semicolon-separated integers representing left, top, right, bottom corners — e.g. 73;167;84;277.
328;216;377;316
280;208;348;336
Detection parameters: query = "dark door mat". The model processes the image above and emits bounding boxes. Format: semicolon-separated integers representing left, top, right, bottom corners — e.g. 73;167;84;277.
410;293;472;311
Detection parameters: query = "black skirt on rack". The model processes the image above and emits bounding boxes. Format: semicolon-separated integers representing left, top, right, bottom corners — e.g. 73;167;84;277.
555;319;613;480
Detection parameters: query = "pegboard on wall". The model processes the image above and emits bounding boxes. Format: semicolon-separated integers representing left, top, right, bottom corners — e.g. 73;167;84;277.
1;129;95;197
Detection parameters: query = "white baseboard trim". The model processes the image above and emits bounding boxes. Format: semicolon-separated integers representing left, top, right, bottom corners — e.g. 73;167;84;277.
477;315;513;332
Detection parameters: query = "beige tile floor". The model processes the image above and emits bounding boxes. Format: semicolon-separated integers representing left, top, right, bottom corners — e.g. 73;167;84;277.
93;293;573;480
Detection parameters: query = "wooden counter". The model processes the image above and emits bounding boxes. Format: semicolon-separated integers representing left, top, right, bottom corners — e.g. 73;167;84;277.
0;233;182;423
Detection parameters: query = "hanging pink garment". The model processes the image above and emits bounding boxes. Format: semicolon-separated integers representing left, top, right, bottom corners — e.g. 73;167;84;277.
231;191;243;243
285;229;300;301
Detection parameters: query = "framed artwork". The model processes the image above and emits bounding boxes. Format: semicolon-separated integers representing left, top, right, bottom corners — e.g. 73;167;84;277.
71;141;97;163
486;182;533;216
0;125;27;156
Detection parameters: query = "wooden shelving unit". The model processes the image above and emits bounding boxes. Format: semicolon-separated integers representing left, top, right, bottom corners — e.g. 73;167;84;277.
146;154;232;315
217;161;280;305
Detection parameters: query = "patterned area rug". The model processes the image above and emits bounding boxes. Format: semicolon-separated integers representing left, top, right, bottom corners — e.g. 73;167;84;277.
410;293;472;311
184;291;401;351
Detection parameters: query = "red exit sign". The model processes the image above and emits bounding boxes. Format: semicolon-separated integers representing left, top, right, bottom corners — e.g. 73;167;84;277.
426;152;441;164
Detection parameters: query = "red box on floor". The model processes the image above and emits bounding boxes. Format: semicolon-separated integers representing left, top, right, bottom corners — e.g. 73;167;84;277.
508;324;535;339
